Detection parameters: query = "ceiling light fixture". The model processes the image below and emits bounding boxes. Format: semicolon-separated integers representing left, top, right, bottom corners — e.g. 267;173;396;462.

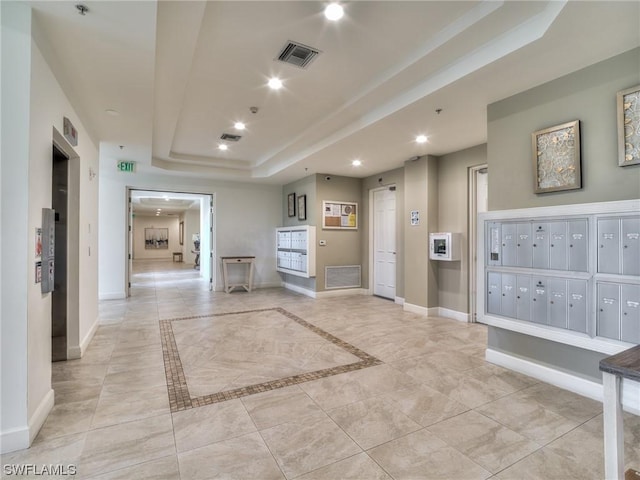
105;109;119;116
416;135;428;144
324;3;344;21
352;159;362;167
218;144;228;151
268;77;283;90
234;122;246;130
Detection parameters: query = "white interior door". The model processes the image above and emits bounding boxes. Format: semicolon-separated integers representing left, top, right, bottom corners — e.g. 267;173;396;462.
373;187;396;299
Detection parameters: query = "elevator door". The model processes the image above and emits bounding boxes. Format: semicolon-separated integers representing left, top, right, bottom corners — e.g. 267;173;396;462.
52;145;68;361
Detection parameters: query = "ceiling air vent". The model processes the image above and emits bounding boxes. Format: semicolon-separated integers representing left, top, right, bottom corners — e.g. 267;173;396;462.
276;41;321;69
220;133;242;142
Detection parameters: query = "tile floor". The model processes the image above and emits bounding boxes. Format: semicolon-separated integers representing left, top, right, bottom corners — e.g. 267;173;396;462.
2;260;639;479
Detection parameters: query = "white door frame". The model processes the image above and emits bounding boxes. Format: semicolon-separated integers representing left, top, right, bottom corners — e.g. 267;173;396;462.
125;188;215;296
368;184;397;300
468;164;488;323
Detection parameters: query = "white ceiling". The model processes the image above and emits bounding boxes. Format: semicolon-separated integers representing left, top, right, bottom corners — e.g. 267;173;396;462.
30;1;640;185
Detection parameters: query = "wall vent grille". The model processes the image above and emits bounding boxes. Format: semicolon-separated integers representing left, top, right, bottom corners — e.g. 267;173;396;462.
276;41;321;69
325;265;361;289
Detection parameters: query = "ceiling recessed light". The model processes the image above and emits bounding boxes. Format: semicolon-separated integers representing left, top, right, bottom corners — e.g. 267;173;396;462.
268;77;283;90
416;135;428;144
324;3;344;21
105;109;119;116
218;144;228;151
352;159;362;167
234;122;246;130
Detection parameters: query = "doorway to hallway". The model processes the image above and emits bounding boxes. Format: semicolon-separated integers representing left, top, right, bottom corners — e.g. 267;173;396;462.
126;190;215;297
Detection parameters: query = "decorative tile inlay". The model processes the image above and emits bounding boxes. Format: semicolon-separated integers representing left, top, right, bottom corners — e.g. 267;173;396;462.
160;307;381;412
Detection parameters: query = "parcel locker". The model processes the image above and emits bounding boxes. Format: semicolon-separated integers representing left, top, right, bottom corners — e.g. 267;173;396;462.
597;283;620;340
532;223;549;269
620;284;640;344
516;275;532;321
501;223;517;267
531;278;548;325
621;217;640;276
598;219;620;274
567;280;588;334
568;220;588;272
516;223;533;268
548;278;568;329
501;274;517;319
487;272;502;315
549;222;568;271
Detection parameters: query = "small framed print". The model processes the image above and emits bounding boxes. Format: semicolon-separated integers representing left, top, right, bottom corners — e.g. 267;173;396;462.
287;193;296;217
297;194;307;221
532;120;581;194
617;84;640;166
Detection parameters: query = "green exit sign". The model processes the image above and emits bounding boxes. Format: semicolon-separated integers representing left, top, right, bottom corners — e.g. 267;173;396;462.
117;161;135;173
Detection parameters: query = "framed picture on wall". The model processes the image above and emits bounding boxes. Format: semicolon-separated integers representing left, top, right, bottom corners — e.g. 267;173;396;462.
179;221;184;245
297;195;307;221
532;120;581;194
145;228;169;249
617;84;640;166
287;193;296;217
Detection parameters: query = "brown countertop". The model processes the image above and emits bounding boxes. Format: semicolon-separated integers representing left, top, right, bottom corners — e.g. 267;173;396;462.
599;345;640;382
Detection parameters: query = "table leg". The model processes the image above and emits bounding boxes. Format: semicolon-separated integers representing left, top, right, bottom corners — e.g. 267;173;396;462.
602;372;625;480
223;260;230;293
248;260;254;292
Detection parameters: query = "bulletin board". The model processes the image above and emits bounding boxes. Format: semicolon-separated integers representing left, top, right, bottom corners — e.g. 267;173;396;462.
322;201;358;230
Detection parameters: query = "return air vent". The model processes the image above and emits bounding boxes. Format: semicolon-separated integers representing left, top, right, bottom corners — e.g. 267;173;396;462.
220;133;242;142
325;265;361;289
276;41;321;69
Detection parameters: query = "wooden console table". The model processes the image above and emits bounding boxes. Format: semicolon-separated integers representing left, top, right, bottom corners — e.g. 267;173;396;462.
221;256;255;293
599;345;640;480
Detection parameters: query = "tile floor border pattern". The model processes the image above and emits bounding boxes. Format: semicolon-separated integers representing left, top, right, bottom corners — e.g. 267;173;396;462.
160;307;382;412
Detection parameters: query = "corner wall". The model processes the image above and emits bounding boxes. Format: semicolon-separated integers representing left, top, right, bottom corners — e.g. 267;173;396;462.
1;3;100;452
437;144;487;315
403;156;439;310
488;47;640;211
99;168;283;298
486;47;640;384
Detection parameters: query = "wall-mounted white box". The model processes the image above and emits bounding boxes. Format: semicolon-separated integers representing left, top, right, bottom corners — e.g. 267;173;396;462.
429;232;461;261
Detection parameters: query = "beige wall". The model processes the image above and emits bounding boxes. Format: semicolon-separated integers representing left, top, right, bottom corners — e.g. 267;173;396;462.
488;47;640;211
361;167;405;298
403;156;439;309
315;174;363;292
437;144;487;314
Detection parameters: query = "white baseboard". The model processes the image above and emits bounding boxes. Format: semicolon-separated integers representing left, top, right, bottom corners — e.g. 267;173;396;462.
1;388;56;453
316;288;367;299
68;317;99;360
486;348;640;415
0;424;29;454
99;291;126;300
282;282;317;298
403;302;429;315
438;307;470;322
28;389;54;445
394;297;404;305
